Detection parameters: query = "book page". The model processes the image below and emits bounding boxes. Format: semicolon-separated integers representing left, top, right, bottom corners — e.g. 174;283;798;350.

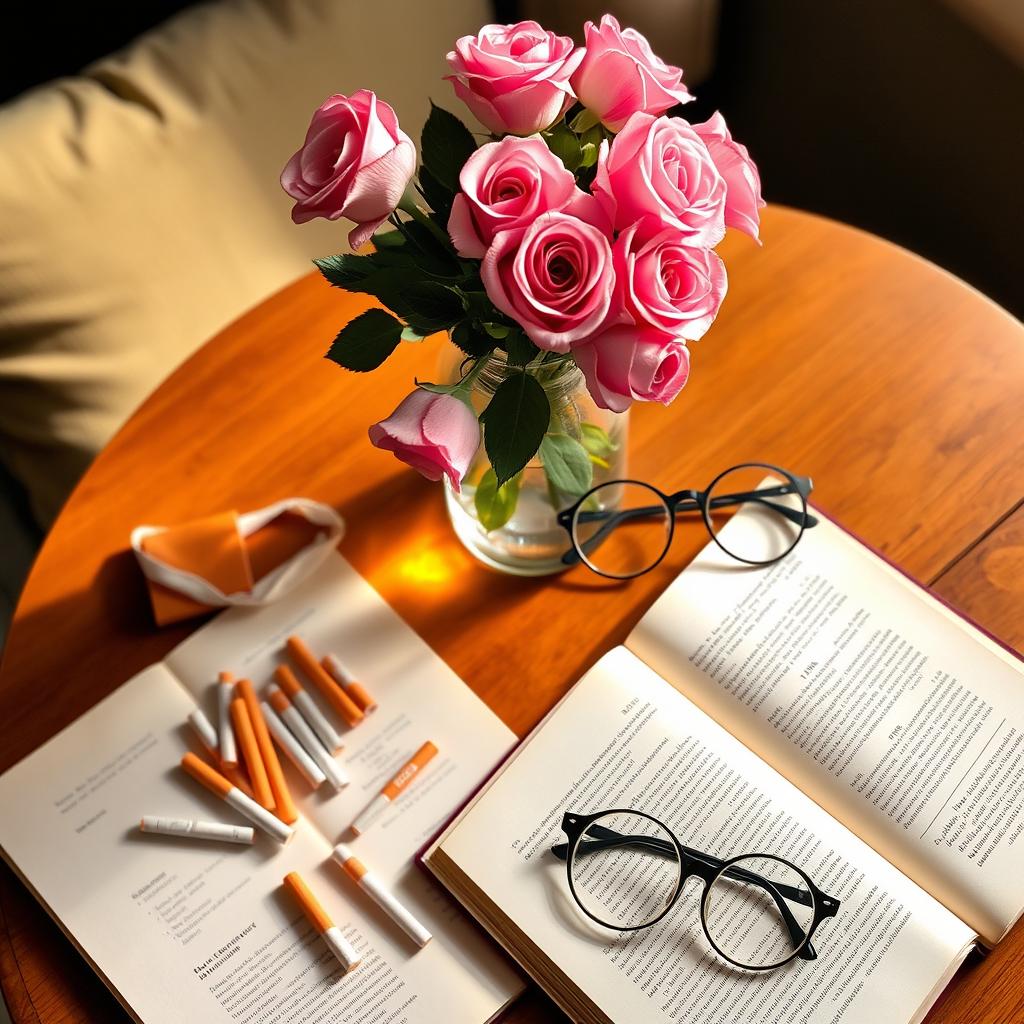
0;666;520;1023
628;507;1024;945
436;648;974;1024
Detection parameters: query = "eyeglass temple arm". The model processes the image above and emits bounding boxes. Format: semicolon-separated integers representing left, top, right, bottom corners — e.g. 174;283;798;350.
551;830;817;959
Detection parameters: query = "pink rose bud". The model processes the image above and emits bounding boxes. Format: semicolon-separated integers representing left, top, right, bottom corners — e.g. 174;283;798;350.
482;211;615;352
613;218;728;341
281;90;416;249
571;14;693;132
593;112;727;247
693;112;765;244
447;136;602;258
368;390;480;491
446;21;583;136
574;326;691;413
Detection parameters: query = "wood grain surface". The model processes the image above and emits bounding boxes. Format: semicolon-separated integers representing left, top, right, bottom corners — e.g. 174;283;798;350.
1;206;1022;1024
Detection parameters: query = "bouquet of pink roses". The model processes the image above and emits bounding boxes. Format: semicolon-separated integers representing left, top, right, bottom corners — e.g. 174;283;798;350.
282;15;761;544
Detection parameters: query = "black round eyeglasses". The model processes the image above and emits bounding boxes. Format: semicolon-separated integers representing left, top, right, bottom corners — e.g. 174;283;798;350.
556;462;818;579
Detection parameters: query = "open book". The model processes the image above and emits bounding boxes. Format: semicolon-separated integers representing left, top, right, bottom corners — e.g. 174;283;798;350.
0;553;523;1024
426;506;1024;1024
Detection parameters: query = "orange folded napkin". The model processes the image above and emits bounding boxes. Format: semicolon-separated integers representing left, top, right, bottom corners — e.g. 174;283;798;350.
131;499;345;626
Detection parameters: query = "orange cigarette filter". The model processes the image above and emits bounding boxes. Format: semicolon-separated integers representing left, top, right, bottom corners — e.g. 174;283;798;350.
274;664;302;699
284;871;332;933
350;741;438;835
268;687;291;715
230;698;275;811
215;755;254;799
384;741;438;798
321;655;378;714
182;751;233;798
286;636;364;728
236;679;297;825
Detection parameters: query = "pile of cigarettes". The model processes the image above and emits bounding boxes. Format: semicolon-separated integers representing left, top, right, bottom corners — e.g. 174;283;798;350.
138;633;436;968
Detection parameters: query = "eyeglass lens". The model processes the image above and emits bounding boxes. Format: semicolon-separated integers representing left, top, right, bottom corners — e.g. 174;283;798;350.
704;466;806;564
570;482;672;578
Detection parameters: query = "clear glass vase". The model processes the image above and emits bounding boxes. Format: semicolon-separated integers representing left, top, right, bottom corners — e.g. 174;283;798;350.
443;349;629;576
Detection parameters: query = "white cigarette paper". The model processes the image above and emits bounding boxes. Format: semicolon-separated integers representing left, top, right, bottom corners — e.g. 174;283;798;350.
217;681;237;766
225;788;293;844
188;708;219;755
323;925;361;972
140;816;254;845
292;689;344;754
332;843;431;948
272;693;349;792
262;701;327;788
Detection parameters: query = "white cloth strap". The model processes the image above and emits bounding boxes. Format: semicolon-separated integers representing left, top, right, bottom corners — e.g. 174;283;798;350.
130;498;344;608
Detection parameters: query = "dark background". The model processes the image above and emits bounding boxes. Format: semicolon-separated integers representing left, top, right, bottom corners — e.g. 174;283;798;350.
2;0;1021;319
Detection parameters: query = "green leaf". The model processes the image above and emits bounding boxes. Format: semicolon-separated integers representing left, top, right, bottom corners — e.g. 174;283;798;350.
339;271;462;334
451;320;494;358
543;124;583;172
421;102;477;192
461;290;496;321
580;123;606;150
579;142;598;168
379;223;463;278
402;327;427;342
570;107;602;133
403;281;465;334
313;253;377;288
418;165;454;222
482;322;510;339
373;229;405;249
325;309;404;372
581;422;618;459
540;434;594;498
474;469;520;531
479;372;549;486
505;330;540;367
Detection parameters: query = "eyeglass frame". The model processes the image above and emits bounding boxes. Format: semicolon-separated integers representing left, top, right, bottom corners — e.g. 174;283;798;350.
551;808;841;972
556;462;818;579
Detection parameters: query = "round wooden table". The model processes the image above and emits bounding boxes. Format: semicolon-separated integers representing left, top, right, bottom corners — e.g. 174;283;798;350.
2;206;1023;1024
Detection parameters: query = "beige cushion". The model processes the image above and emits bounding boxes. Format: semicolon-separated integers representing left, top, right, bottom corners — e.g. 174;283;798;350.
0;0;488;526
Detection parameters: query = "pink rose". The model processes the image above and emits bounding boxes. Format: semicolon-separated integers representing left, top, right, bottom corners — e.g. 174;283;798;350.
574;326;691;413
281;90;416;249
447;136;601;258
693;112;765;243
368;390;480;491
613;218;727;341
571;15;693;132
593;113;726;247
446;21;583;136
482;211;615;352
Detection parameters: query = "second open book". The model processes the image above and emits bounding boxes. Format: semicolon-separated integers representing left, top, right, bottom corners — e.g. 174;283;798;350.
426;506;1024;1024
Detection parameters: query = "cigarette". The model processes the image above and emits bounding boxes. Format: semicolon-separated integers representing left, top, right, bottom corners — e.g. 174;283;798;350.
187;708;254;798
140;816;254;845
275;665;343;754
286;636;363;728
180;752;293;844
283;871;360;973
268;687;349;792
332;844;431;948
262;701;327;788
350;741;438;836
237;679;298;825
230;698;275;811
217;671;238;767
322;655;378;715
